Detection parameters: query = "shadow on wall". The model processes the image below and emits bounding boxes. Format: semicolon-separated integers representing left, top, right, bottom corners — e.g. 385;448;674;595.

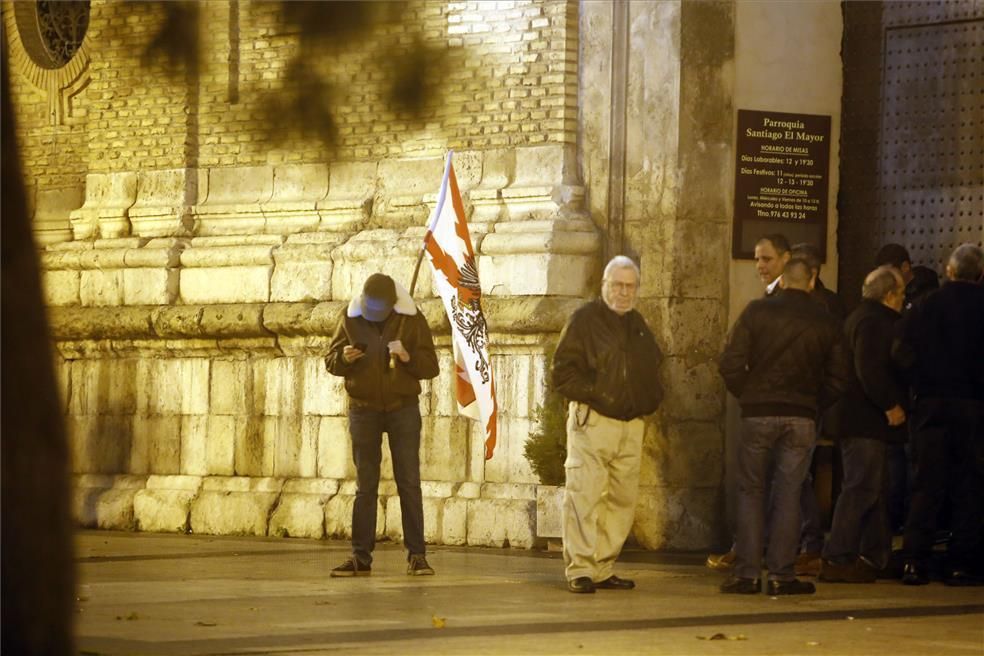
1;52;76;654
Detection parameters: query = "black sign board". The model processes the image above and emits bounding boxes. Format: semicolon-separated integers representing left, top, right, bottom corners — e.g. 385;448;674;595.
732;109;832;260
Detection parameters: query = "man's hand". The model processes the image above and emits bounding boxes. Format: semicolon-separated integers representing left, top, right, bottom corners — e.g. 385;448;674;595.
343;345;365;364
885;404;906;427
388;340;410;363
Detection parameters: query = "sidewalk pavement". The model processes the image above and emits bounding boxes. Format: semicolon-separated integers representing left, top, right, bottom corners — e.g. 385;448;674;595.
75;530;983;656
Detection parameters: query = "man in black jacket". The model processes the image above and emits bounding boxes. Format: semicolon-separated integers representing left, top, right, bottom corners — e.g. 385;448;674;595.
552;256;664;594
894;244;984;586
718;258;850;595
325;273;440;578
820;266;907;583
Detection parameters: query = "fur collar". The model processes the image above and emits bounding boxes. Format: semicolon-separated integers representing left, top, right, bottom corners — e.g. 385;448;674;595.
346;279;418;318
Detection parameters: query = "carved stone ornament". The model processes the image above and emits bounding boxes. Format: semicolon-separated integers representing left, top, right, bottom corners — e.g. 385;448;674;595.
3;0;92;125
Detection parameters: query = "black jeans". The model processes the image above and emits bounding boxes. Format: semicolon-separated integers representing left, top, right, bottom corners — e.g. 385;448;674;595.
736;416;816;581
823;436;891;569
903;398;984;570
349;403;426;564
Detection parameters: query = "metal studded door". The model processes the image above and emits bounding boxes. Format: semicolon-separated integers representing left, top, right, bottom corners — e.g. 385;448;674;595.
839;1;984;307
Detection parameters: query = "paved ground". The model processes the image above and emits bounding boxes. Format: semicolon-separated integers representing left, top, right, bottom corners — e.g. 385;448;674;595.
75;530;983;656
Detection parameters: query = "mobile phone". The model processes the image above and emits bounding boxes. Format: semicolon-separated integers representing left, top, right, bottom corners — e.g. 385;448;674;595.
353;342;368;352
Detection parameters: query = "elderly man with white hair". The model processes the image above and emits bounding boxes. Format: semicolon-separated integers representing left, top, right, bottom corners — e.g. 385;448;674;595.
551;255;665;594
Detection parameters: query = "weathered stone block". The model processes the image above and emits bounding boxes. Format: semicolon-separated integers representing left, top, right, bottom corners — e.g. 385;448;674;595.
210;360;252;415
633;485;720;551
660;357;725;421
181;416;208;475
204;415;236;475
325;494;384;540
535;485;564;538
301;357;348;417
133;475;201;532
181;265;272;305
80;269;124;307
70;358;137;416
419;416;469;482
640;420;723;488
465;498;535;548
483;416;535;484
123;268;178;306
263;358;301;416
190;477;283;536
43;270;81;306
131;416;182;474
72;474;145;529
233;416;271;477
317;416;354;479
269;493;329;539
68;415;132;474
441;497;468;545
264;415;306;478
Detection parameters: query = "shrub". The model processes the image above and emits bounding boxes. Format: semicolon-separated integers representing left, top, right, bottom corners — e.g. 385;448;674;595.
524;391;568;486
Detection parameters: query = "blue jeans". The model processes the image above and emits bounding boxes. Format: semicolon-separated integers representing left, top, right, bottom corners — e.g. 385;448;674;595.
349;403;425;564
736;416;816;581
823;436;891;569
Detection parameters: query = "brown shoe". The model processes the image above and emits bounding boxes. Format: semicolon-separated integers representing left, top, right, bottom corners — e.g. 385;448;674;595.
706;549;736;572
795;552;821;577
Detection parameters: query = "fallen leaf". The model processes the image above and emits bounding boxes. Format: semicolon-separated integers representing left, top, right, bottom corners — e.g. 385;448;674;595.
125;612;139;621
195;621;217;627
846;616;855;620
729;634;748;641
431;614;446;629
806;641;821;647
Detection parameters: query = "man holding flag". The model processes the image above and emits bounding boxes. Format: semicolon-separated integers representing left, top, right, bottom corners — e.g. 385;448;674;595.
552;256;665;594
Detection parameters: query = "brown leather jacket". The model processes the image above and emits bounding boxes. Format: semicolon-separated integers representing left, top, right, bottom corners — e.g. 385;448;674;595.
325;296;439;412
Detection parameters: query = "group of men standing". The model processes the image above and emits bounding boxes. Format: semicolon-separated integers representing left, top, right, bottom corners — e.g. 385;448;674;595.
322;239;981;597
717;237;984;594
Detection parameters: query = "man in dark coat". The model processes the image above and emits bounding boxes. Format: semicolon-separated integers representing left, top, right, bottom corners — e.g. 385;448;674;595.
325;273;440;577
552;256;664;594
718;258;850;595
894;244;984;586
820;266;907;583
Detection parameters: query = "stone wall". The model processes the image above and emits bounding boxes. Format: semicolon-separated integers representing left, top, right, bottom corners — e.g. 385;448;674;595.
2;0;784;551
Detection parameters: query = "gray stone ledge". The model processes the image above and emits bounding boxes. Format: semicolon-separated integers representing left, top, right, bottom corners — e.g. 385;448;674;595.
49;297;585;344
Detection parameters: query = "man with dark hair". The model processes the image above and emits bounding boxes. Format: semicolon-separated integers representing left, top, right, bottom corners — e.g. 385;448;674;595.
894;244;984;586
718;258;850;595
755;234;792;295
821;266;907;583
791;242;846;320
875;243;939;313
325;273;440;577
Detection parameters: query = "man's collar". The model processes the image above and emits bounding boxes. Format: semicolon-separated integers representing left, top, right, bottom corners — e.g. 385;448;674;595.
765;276;782;296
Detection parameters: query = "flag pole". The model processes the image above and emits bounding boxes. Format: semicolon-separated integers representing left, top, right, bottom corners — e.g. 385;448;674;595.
389;151;453;369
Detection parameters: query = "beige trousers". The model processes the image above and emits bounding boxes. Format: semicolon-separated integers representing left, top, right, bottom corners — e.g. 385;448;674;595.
562;401;644;582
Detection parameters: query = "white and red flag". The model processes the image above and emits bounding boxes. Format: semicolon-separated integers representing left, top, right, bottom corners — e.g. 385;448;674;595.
424;152;498;460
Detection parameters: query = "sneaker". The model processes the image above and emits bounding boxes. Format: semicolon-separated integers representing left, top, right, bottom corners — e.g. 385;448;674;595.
819;558;876;583
706;549;737;572
795;552;822;577
407;554;435;576
330;557;371;577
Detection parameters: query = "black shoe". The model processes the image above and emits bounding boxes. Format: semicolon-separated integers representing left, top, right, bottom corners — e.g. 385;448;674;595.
330;557;371;577
567;576;596;594
595;575;635;590
407;554;435;576
943;569;983;587
901;561;929;586
819;558;876;584
720;576;761;594
767;579;816;595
